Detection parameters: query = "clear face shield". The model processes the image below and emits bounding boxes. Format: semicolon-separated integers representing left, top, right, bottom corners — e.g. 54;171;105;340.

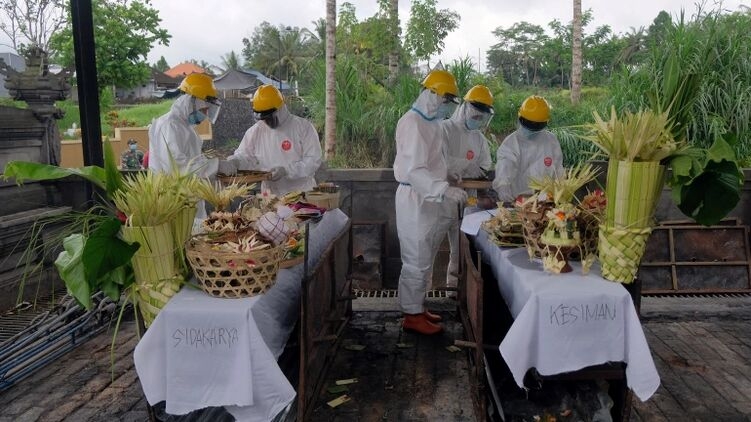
436;93;459;119
191;97;222;125
464;102;494;131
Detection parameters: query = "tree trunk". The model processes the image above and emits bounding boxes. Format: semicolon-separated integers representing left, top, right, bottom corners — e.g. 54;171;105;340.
324;0;337;160
387;0;399;85
571;0;583;105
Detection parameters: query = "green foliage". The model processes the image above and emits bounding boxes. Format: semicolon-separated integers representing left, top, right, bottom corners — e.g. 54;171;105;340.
668;136;744;226
221;50;241;71
55;99;172;138
486;9;629;88
404;0;460;63
305;57;418;167
49;0;170;92
241;23;319;85
610;6;751;165
154;56;169;72
3;140;139;309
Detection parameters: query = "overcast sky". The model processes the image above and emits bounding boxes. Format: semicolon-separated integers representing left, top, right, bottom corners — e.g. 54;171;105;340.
2;1;748;73
146;0;747;72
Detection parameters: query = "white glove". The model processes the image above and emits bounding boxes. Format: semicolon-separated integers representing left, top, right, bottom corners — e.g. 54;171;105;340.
218;159;238;176
444;187;468;204
447;171;462;184
464;161;485;179
270;166;287;181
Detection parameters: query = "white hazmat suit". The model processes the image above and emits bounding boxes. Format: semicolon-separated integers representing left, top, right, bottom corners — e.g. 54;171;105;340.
394;89;465;315
441;103;493;288
229;104;322;196
492;128;564;202
148;94;219;225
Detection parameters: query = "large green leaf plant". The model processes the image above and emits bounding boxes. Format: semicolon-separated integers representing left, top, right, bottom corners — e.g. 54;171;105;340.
653;51;744;226
3;140;139;309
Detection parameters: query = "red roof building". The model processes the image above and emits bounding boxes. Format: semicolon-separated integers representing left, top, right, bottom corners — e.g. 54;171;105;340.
164;62;205;78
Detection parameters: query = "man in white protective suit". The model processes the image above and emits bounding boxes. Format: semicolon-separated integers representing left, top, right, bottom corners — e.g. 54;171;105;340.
149;73;236;226
393;69;468;335
492;95;564;203
228;84;322;196
440;85;495;294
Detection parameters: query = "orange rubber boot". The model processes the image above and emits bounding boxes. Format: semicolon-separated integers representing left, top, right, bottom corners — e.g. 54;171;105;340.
403;313;443;335
423;310;442;323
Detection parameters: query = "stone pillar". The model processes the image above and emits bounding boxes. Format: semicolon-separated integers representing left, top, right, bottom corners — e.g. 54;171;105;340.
0;48;72;166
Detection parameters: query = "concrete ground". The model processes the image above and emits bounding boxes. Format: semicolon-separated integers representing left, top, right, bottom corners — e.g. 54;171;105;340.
1;296;751;421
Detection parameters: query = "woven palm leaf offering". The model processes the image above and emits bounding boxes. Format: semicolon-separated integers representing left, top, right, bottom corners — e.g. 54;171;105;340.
580;106;681;283
528;163;600;273
515;193;555;260
113;169;205;326
577;189;607;263
482;207;525;247
186;183;287;298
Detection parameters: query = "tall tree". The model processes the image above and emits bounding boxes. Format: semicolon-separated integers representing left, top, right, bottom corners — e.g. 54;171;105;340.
241;23;317;85
0;0;66;57
487;22;547;86
154;55;169;72
386;0;399;84
404;0;459;67
325;0;336;159
221;50;240;71
49;0;170;92
571;0;582;104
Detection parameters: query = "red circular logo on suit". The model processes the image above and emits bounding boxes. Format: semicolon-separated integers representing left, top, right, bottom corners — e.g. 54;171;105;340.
281;140;292;151
466;150;475;160
544;157;553;167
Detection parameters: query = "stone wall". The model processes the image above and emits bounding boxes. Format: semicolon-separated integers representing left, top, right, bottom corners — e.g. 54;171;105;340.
211;97;255;149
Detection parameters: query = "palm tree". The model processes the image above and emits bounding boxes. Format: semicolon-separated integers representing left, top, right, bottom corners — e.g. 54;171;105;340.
221;51;240;71
571;0;582;105
325;0;337;159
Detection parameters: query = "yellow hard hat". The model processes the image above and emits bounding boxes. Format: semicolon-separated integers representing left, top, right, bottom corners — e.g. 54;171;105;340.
252;85;285;113
179;73;219;103
422;69;459;99
518;95;550;123
464;85;494;110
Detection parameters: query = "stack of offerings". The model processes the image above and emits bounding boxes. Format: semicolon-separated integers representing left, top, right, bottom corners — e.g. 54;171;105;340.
304;182;340;210
482;207;525;247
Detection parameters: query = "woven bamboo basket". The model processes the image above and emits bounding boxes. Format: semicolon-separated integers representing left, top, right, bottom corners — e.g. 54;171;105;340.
185;237;283;298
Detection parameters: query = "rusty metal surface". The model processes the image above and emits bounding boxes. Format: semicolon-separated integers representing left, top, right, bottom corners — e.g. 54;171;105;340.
640;224;751;294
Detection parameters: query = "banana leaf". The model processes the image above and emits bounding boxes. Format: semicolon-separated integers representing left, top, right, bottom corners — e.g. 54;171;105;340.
54;234;92;309
3;162;107;189
2;140;124;199
668;136;743;226
82;217;140;285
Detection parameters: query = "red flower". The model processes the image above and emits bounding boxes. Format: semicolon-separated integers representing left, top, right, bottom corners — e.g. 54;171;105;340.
116;210;127;224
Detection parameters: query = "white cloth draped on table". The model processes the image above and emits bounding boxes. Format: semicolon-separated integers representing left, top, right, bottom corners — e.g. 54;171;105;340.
134;209;350;421
473;229;660;402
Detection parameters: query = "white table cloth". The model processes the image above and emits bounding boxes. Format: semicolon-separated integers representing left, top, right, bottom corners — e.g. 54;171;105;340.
473;229;660;402
134;209;350;421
